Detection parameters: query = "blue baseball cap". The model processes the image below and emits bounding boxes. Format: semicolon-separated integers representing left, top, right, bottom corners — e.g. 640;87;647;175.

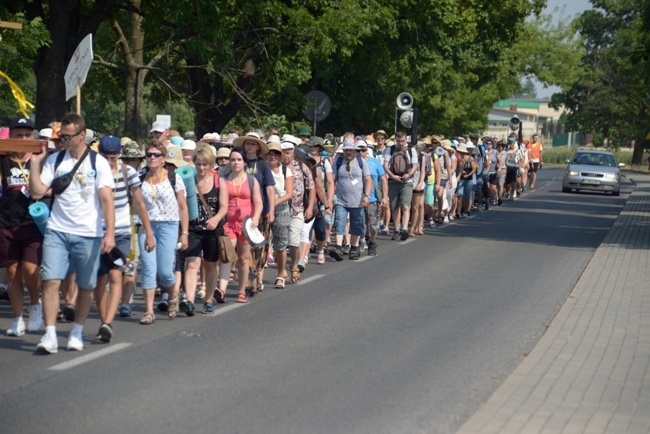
99;135;122;155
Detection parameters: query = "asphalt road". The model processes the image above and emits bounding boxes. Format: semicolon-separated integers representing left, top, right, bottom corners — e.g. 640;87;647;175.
0;168;633;434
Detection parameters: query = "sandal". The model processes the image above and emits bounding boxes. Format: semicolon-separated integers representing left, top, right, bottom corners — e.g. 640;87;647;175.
215;289;226;304
317;252;325;264
275;276;286;289
236;293;249;303
290;268;300;284
140;312;155;325
168;296;179;319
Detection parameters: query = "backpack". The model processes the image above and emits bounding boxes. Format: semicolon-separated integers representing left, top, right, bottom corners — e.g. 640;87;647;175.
388;146;412;177
139;166;176;189
335;155;364;180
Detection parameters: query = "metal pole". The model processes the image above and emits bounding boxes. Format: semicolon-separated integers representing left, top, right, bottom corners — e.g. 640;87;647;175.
313;98;318;137
76;78;81;115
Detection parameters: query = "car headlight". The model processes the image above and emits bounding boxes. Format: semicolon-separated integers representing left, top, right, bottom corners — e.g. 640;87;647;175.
603;173;618;180
569;171;579;176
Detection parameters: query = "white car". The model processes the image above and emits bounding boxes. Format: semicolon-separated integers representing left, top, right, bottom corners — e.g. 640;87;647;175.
562;150;624;196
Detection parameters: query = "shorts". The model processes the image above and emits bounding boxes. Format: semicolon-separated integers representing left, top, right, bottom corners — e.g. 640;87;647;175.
270;203;291;250
224;220;248;245
41;228;102;290
388;181;414;210
289;211;304;248
530;162;540;173
456;178;473;199
98;233;131;276
0;224;43;267
334;204;365;237
505;169;518;185
488;173;498;185
425;184;435;205
498;171;506;186
184;227;219;263
365;202;380;237
300;218;315;244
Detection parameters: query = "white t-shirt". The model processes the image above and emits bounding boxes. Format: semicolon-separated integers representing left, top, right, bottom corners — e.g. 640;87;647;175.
41;150;115;237
271;165;292;200
140;172;186;221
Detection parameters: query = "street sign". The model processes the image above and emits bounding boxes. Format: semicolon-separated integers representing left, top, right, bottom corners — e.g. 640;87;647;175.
64;34;93;102
303;90;331;136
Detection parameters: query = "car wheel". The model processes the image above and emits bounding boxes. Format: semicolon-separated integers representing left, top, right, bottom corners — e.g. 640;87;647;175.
613;189;620;196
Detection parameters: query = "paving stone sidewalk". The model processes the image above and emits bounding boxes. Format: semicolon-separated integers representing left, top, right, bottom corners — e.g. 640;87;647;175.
458;175;650;434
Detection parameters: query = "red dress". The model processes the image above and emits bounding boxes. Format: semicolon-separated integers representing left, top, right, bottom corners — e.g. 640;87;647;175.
224;175;254;243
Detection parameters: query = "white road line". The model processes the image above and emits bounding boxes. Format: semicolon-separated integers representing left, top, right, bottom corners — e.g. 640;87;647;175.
298;274;325;286
211;303;243;316
49;343;132;371
357;255;374;263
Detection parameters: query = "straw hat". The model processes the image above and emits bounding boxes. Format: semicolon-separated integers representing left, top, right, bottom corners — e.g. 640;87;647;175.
233;132;269;155
165;145;188;167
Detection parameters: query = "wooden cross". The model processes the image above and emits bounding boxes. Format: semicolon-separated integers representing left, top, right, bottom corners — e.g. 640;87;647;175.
0;21;23;30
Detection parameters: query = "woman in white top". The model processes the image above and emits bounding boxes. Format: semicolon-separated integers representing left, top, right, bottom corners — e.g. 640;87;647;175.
266;141;293;288
138;141;189;324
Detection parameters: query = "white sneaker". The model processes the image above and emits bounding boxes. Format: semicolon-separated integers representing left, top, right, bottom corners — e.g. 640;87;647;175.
36;333;58;354
6;317;25;337
443;215;449;223
66;334;84;351
28;303;43;331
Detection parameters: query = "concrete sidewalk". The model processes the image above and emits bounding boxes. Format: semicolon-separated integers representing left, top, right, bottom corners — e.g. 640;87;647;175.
458;175;650;434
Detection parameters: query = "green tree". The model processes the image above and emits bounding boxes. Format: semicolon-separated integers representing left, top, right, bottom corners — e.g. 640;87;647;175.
550;0;650;162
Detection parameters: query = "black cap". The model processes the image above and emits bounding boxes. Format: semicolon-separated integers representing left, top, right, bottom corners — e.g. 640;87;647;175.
295;144;315;162
9;116;34;131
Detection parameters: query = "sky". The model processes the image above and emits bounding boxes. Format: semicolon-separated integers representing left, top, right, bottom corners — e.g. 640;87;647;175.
533;0;594;98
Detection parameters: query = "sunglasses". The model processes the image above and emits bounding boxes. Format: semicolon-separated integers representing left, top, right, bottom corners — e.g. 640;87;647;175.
58;131;83;142
145;152;164;158
268;151;282;157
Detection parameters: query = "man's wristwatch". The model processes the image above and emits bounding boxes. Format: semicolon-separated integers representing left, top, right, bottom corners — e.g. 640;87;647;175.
181;231;189;236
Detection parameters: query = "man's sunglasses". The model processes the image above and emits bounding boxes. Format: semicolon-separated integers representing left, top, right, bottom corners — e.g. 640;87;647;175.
145;152;164;158
58;131;83;142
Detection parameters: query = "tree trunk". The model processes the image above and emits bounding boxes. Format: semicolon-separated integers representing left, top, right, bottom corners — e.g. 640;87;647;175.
122;0;147;141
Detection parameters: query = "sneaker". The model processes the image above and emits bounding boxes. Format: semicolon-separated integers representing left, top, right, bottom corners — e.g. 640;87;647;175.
429;218;435;229
367;241;377;256
462;212;468;218
358;239;366;253
157;299;169;312
179;300;195;317
118;304;132;317
62;304;75;322
266;255;275;265
448;214;455;221
443;215;449;223
67;334;84;351
400;230;410;241
28;303;43;331
202;303;214;314
36;333;58;354
6;317;25;337
328;246;344;262
509;196;515;201
94;323;113;343
196;288;206;300
391;231;401;241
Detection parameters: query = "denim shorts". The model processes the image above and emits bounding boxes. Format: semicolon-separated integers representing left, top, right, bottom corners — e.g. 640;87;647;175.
334;204;365;237
138;220;178;290
456;178;474;199
41;228;102;290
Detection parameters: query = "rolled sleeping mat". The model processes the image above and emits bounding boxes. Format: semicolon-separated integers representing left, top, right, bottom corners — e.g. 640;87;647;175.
175;166;198;220
28;201;49;235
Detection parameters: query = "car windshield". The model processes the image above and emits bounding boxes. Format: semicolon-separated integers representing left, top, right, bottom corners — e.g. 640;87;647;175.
572;153;616;167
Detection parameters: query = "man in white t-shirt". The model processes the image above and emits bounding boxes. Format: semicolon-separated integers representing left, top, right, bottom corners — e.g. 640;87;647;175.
29;114;115;354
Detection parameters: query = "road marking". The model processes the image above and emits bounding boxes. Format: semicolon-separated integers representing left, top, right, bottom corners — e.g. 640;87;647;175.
212;303;242;316
357;255;373;263
298;274;325;286
49;343;132;371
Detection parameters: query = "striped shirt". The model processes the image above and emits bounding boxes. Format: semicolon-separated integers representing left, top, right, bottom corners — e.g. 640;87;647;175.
102;163;141;235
